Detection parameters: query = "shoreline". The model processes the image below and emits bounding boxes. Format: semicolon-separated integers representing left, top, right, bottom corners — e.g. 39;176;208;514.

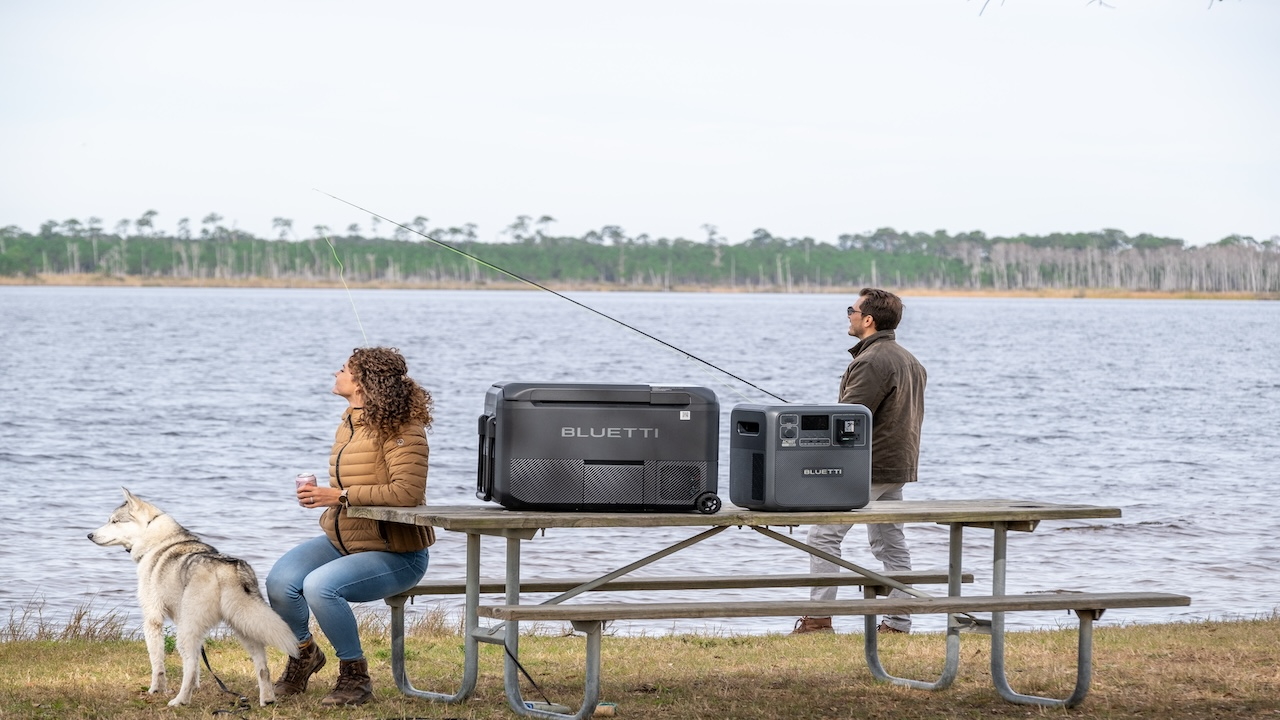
1;273;1275;300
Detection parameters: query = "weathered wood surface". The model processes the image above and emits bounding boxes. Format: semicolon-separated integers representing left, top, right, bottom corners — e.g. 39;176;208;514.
477;592;1191;622
350;499;1121;531
393;570;976;598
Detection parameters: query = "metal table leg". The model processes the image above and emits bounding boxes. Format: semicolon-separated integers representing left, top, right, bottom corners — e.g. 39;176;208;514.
863;522;962;690
500;527;727;720
389;531;481;702
501;534;603;720
753;525;961;690
989;521;1096;708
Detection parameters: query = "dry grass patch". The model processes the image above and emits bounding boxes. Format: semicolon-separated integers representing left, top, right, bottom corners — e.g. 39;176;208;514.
2;617;1278;719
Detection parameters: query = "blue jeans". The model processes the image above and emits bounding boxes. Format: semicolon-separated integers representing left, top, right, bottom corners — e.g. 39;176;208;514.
267;535;429;660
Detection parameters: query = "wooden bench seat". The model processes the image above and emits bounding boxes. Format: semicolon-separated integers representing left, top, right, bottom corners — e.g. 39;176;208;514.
476;590;1189;622
477;590;1189;715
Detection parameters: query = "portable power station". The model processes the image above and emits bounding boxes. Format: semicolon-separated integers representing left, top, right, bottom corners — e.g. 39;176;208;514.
477;382;721;513
728;403;872;511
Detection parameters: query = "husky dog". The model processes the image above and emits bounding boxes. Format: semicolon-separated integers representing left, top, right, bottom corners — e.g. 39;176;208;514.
88;488;299;707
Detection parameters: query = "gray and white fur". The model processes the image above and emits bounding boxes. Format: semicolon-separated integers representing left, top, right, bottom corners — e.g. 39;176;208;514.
88;488;299;707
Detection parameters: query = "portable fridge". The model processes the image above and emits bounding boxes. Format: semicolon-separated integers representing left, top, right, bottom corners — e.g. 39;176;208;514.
729;403;873;511
476;382;721;513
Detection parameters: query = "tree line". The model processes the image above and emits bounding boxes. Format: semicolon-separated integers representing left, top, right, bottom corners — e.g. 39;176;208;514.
2;213;1277;293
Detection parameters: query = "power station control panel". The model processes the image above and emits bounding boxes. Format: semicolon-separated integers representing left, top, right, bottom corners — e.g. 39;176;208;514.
778;413;867;448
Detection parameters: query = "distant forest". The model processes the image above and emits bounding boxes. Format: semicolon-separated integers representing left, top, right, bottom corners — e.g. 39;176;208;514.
2;213;1278;293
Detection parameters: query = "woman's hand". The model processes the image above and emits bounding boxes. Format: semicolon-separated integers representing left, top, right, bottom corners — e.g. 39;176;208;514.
297;484;345;509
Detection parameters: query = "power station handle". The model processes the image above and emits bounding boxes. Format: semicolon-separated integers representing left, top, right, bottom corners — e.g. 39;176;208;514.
527;388;658;404
475;414;496;501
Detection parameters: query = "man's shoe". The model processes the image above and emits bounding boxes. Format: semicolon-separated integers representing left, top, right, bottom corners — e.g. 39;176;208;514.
877;621;908;634
791;616;834;634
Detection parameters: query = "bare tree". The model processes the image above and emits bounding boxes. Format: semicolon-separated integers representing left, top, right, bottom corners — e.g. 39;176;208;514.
87;217;103;268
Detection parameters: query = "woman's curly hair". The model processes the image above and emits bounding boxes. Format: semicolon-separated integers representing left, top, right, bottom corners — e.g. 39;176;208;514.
347;347;433;443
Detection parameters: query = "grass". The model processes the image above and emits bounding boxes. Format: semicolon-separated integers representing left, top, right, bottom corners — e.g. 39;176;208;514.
2;605;1278;720
2;596;132;643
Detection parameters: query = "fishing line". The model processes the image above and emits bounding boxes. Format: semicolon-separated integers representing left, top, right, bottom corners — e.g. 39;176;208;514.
295;228;370;345
323;233;369;344
314;189;789;404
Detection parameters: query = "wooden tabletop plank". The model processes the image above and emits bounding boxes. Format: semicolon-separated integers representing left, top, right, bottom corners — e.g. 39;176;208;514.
350;499;1121;531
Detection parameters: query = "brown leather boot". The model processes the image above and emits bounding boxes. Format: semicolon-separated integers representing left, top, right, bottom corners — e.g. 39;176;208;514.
274;639;327;697
320;657;374;707
877;620;909;634
791;616;834;634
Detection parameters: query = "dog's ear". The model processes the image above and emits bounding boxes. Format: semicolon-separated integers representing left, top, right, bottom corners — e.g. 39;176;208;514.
121;488;149;514
121;487;161;521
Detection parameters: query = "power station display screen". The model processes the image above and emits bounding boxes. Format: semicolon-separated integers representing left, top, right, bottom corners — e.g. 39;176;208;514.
800;415;829;431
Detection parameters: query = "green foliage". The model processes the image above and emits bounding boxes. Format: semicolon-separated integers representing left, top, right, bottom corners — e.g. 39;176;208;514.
2;218;1275;292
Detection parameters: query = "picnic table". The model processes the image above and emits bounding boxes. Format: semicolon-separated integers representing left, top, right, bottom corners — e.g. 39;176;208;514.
350;499;1188;719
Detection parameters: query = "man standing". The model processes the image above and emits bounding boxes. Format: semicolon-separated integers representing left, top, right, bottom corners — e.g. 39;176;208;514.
792;287;927;635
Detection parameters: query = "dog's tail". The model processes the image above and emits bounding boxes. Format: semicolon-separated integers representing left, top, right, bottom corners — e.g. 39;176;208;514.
223;568;301;658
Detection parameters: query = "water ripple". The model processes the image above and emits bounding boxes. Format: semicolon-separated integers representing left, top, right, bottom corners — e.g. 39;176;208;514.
3;288;1278;636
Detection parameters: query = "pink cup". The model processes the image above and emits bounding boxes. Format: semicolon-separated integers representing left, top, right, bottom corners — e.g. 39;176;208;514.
295;473;317;506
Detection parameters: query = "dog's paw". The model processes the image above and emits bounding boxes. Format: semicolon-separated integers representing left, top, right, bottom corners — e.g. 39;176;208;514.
167;696;190;707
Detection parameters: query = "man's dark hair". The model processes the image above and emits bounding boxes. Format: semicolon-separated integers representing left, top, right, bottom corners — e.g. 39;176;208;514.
858;287;903;331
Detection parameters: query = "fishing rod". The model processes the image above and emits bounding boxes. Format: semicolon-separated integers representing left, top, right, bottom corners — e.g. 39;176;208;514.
314;189;789;403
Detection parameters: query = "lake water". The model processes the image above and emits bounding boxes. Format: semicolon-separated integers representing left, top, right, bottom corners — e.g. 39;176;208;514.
2;286;1277;637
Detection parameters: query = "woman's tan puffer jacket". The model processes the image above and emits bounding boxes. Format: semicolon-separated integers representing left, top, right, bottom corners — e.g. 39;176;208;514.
320;407;435;554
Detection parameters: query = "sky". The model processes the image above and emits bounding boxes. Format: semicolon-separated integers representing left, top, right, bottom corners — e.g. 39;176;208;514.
2;1;1277;247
